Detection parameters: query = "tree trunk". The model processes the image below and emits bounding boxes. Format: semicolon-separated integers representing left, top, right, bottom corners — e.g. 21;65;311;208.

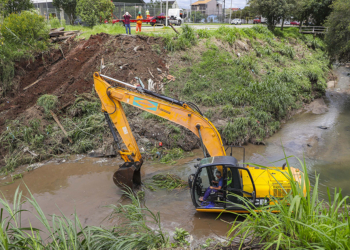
281;17;284;31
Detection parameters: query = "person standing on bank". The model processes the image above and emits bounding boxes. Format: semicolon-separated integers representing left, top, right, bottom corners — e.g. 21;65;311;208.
123;12;131;35
146;9;150;19
136;12;143;33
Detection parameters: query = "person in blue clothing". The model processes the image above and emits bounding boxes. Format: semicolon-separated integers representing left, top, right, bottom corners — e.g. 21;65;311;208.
199;170;223;202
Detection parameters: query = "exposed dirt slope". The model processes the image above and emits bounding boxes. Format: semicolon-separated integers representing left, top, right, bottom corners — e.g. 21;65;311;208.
0;33;168;132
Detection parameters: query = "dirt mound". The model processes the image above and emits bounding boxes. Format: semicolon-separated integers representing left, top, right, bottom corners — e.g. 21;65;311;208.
0;33;168;132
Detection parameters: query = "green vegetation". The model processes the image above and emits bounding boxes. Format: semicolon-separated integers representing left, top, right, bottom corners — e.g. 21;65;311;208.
151;173;187;190
0;10;49;97
325;0;350;62
247;0;333;31
65;23;127;38
0;186;170;249
166;26;329;145
53;0;78;25
228;154;350;250
173;228;190;247
1;0;33;17
76;0;114;27
0;93;107;172
37;94;58;114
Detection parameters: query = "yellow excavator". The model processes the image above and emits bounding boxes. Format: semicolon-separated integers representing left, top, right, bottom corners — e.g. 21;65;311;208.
93;72;303;213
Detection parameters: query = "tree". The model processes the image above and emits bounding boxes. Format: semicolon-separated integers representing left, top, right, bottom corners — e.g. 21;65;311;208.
2;0;33;17
291;0;312;28
292;0;334;28
190;11;204;23
308;0;334;26
248;0;287;31
325;0;350;62
76;0;114;27
53;0;77;25
0;0;9;19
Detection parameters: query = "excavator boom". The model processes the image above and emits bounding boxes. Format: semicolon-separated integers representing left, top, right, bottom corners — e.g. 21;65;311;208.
93;72;225;189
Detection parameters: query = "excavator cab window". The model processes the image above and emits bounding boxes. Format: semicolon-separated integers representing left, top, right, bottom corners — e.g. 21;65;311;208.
191;156;256;210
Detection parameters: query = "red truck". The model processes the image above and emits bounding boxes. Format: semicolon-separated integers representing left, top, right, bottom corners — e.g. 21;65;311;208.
253;16;267;24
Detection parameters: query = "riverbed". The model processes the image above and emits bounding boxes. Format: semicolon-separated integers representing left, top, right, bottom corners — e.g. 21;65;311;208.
1;66;349;245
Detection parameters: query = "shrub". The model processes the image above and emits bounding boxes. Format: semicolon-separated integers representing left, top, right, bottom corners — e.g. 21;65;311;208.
0;11;49;46
37;94;58;114
76;0;114;27
49;15;61;29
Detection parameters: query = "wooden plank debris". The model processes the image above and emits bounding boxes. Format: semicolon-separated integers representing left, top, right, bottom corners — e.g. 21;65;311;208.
23;79;41;90
50;110;73;144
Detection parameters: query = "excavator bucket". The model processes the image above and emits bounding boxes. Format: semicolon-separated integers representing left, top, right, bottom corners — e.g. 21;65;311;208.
113;161;142;190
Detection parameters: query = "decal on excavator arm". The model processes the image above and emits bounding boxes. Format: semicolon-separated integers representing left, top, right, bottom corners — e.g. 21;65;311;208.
133;97;158;111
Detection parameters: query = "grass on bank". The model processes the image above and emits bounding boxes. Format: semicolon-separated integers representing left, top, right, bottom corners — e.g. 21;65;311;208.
0;186;170;249
163;25;330;145
227;153;350;250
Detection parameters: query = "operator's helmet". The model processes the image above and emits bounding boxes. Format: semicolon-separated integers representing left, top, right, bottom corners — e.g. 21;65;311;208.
215;170;222;177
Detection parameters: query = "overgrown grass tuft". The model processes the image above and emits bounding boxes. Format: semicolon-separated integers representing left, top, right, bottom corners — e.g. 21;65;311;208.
0;186;169;249
37;94;58;114
151;173;187;190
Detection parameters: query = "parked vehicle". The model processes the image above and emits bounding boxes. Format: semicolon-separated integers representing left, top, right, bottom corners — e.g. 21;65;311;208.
231;19;242;25
291;21;300;26
253;16;266;24
168;8;184;26
73;18;88;26
284;21;290;25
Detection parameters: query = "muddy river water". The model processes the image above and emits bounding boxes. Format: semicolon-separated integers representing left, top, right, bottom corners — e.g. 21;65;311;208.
1;66;349;244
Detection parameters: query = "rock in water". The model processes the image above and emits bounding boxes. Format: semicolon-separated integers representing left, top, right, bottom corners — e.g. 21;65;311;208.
305;99;329;114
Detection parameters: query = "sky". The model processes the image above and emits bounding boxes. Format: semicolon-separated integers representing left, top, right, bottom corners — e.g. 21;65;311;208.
144;0;247;10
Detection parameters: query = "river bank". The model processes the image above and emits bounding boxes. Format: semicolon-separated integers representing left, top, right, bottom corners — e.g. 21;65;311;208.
0;26;332;176
0;65;349;249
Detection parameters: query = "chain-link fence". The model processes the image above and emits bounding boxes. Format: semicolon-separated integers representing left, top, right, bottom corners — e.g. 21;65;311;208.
188;11;255;24
33;1;255;25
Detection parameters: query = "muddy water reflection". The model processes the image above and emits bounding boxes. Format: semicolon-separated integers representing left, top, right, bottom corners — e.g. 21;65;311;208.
250;66;350;196
1;66;349;242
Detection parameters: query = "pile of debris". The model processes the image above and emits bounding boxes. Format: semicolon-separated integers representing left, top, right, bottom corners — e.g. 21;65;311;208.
49;27;80;43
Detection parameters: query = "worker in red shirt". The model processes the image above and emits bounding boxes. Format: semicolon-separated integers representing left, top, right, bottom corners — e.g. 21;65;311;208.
136;12;143;33
123;12;131;35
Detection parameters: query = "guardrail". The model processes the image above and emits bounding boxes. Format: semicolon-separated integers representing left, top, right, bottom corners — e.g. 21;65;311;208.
299;26;328;34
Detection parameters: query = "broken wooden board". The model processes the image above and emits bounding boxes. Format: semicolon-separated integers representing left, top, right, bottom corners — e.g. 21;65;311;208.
49;31;65;37
23;79;41;90
50;110;73;144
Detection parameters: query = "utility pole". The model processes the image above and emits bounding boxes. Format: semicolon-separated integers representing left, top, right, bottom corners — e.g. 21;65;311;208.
190;0;191;23
45;0;49;21
160;0;162;15
166;0;168;26
229;0;232;24
223;0;225;23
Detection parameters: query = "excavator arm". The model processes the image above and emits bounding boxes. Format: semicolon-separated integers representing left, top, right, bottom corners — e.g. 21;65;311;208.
93;72;226;189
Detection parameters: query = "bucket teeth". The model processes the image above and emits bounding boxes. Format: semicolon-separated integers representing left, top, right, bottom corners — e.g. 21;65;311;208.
113;161;142;190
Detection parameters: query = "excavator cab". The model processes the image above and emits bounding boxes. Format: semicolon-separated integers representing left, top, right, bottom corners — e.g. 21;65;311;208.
189;156;263;212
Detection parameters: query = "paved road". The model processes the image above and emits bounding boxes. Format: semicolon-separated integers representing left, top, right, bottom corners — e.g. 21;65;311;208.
188;24;254;29
141;24;254;31
141;23;295;31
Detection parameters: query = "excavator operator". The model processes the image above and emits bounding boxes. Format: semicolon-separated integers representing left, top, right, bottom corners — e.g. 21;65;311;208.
199;170;223;201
